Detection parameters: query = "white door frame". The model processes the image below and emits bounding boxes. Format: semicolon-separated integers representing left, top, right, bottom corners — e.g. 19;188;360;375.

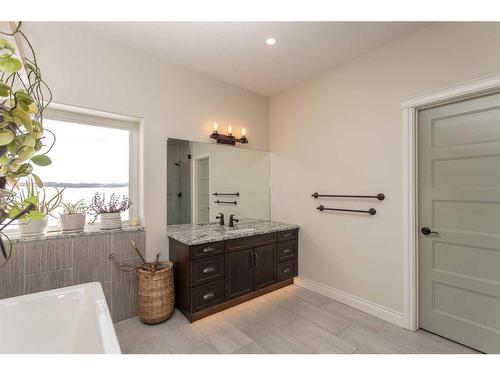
191;153;211;224
402;73;500;331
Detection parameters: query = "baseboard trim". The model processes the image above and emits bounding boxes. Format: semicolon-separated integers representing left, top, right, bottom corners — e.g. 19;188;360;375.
294;276;407;328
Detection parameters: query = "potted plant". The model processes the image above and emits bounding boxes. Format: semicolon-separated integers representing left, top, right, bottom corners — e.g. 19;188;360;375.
8;178;63;237
88;192;131;230
60;199;87;233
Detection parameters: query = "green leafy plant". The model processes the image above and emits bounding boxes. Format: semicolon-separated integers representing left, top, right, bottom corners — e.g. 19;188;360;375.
61;199;87;215
8;178;63;222
0;22;54;189
0;22;54;266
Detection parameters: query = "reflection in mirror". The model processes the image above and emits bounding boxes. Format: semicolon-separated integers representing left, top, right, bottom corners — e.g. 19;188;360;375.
167;138;270;225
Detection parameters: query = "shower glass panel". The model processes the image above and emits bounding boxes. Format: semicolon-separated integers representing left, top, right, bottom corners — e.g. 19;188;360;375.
167;139;192;225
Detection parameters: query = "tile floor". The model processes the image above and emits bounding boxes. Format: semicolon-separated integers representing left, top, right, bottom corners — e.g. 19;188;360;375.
114;284;479;354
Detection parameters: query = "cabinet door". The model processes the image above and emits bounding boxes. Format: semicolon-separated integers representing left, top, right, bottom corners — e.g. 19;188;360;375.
254;244;276;290
226;248;254;300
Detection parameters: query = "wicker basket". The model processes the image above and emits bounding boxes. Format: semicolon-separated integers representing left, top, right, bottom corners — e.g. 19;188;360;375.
138;261;174;324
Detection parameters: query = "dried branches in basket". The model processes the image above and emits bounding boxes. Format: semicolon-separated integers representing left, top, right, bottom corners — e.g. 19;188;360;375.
111;239;174;324
114;240;163;273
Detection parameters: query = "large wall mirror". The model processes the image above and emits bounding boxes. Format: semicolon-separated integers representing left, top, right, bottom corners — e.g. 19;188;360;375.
167;138;270;225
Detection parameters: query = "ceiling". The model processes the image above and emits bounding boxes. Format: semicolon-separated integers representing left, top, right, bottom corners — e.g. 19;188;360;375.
73;22;430;97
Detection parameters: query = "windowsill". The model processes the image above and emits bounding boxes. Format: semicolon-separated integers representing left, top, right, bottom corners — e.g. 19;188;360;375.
7;224;144;243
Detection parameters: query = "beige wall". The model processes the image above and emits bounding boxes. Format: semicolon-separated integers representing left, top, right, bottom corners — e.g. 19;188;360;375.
270;22;500;316
23;22;269;259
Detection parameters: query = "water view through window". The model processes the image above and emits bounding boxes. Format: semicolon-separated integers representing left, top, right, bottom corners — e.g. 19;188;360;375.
24;117;131;227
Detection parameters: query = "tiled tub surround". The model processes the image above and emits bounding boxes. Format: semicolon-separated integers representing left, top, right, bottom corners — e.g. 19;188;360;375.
167;219;300;246
0;226;145;322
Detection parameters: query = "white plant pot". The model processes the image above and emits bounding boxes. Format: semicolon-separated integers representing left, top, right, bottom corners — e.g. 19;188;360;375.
19;216;49;238
99;212;122;230
60;213;86;233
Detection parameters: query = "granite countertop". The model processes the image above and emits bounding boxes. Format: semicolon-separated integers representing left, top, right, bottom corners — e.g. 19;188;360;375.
8;225;144;243
167;218;299;245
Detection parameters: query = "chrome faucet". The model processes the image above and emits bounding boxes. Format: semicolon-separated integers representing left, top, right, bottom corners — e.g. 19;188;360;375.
229;214;239;228
216;213;225;226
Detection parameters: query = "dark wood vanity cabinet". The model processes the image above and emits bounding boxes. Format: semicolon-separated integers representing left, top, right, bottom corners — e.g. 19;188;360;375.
169;229;298;322
253;244;277;290
226;248;254;299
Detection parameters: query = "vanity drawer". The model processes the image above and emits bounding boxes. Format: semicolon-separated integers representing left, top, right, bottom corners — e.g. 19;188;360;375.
228;232;276;251
277;259;297;281
191;255;224;287
191;280;225;312
277;240;297;261
190;241;225;259
277;229;297;242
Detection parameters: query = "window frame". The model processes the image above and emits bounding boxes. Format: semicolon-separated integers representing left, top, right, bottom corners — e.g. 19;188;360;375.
4;105;141;234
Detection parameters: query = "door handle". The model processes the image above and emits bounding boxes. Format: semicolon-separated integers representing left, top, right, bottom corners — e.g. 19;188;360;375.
254;251;258;267
421;227;439;236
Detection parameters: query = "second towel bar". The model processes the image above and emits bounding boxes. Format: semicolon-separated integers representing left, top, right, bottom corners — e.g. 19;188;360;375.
214;200;237;205
317;205;376;215
312;192;385;201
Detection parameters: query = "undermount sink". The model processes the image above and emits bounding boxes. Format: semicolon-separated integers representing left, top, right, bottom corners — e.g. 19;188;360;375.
227;228;256;235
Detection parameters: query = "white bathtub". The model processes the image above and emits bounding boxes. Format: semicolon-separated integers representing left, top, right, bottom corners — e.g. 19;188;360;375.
0;282;121;354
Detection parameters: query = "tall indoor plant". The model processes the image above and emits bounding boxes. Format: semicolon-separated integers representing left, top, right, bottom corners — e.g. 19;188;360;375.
0;22;54;263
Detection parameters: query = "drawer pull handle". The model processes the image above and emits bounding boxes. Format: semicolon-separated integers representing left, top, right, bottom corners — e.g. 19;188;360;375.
283;268;292;273
283;233;292;238
203;292;215;300
202;247;215;253
203;266;215;274
283;248;292;254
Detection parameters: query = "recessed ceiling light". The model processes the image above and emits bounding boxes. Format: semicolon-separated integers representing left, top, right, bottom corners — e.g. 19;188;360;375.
266;37;276;46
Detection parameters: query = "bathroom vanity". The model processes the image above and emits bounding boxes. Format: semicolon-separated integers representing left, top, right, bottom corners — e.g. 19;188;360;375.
168;220;299;322
166;137;294;321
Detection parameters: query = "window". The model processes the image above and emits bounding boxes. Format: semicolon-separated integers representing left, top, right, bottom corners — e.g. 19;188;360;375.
26;108;140;228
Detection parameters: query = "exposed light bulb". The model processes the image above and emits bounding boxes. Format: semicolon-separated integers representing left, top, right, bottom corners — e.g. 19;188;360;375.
266;37;276;45
228;125;233;135
242;128;247;136
213;122;218;132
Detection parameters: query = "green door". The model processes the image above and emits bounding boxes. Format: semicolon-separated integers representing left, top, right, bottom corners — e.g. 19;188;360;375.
418;92;500;353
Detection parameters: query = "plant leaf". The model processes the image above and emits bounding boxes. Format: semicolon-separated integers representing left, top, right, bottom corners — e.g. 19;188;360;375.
28;211;44;220
7;207;20;219
0;82;10;97
31;155;52;166
25;195;38;205
31;173;43;188
12;108;32;131
15;162;33;176
0;55;22;73
0;39;16;54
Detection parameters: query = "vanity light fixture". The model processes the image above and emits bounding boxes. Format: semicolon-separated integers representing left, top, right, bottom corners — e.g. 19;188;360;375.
210;122;248;145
